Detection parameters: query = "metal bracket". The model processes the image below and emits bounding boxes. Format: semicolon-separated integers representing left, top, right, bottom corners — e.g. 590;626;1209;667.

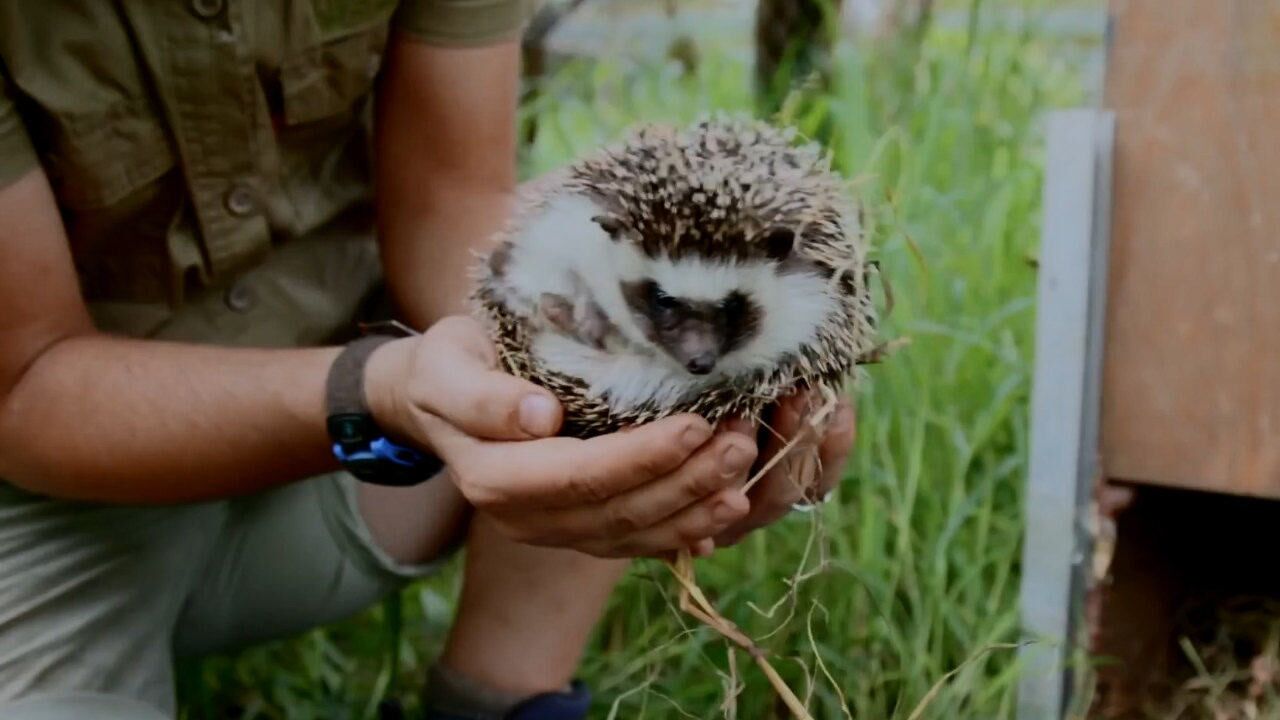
1016;109;1115;720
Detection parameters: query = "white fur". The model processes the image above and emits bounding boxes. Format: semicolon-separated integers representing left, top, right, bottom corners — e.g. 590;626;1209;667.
499;194;656;349
497;192;836;412
497;195;609;316
533;333;714;410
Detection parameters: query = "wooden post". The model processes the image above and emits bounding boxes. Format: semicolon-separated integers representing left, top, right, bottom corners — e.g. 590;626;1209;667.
1021;2;1280;716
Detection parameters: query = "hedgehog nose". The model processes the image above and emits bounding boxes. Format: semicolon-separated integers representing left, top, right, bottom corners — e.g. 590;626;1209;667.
686;354;717;375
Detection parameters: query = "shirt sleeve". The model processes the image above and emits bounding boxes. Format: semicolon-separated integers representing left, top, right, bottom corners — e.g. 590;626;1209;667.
0;67;39;189
392;0;535;47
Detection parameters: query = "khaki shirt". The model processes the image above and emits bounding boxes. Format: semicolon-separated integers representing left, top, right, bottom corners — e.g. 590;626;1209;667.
0;0;530;306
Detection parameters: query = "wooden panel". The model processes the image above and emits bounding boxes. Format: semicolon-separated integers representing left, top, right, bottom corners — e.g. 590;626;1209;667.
1101;0;1280;497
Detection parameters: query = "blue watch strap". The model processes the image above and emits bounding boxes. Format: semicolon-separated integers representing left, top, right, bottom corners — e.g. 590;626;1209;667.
333;437;426;468
325;333;442;486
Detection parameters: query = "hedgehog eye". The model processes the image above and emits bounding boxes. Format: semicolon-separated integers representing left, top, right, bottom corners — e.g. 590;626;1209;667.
591;215;624;240
720;292;746;316
647;283;679;312
763;227;796;261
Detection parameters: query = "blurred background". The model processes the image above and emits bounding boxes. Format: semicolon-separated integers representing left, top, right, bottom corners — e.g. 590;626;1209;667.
182;1;1105;717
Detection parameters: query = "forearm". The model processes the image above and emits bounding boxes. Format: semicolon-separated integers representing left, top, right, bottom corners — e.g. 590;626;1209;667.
0;331;339;503
374;37;520;328
379;186;513;327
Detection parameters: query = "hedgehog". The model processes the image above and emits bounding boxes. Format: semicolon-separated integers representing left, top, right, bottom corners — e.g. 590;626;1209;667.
473;117;878;438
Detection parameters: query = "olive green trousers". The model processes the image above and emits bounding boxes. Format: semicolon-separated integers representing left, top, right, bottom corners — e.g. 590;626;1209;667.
0;229;445;719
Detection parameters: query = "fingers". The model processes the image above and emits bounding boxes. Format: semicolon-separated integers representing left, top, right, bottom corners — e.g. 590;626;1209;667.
442;419;753;557
767;392;810;443
751;444;821;523
416;364;562;440
814;400;856;497
422;315;500;365
409;317;563;441
760;394;822;501
576;488;750;558
440;414;715;510
536;430;757;541
689;538;716;558
766;393;855;502
715;396;857;548
605;430;755;531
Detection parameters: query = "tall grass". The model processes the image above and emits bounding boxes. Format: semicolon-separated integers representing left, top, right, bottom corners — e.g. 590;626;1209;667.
189;7;1090;719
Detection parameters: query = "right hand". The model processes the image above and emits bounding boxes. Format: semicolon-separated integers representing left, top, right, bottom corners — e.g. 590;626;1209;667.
363;316;755;558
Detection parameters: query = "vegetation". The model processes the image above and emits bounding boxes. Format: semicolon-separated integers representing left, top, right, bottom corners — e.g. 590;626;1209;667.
185;3;1093;717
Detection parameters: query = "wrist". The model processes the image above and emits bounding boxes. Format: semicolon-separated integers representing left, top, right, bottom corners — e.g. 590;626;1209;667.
326;334;442;487
363;336;414;436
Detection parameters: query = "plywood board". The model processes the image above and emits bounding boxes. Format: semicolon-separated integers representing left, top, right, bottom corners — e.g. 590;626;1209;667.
1101;0;1280;497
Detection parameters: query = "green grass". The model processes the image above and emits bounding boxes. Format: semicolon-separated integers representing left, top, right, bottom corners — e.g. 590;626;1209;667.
187;7;1090;719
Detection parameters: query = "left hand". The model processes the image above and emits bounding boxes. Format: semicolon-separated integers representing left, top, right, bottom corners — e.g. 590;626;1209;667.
706;392;857;551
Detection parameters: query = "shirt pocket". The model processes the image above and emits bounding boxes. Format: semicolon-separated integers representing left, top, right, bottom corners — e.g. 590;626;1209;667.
44;101;177;211
278;21;391;127
1;2;178;211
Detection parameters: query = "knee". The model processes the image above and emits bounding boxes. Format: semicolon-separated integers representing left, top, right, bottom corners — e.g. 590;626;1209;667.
357;475;471;566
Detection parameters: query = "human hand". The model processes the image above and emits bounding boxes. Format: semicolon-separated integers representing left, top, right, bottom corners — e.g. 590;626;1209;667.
363;316;756;557
710;392;857;549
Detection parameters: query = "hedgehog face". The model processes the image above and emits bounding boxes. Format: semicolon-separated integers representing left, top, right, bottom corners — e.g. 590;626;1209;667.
590;210;839;382
619;279;762;375
605;216;781;376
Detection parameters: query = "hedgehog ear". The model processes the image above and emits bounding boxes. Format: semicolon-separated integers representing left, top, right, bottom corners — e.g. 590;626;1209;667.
763;227;796;261
592;215;625;241
487;241;513;277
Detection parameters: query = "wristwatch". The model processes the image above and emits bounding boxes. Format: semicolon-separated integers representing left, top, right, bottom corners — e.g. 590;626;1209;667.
324;326;444;486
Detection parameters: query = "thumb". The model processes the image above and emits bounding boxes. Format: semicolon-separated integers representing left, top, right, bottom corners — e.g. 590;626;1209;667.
415;317;564;440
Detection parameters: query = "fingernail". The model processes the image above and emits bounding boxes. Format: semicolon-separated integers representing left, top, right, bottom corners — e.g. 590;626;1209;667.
518;394;559;436
720;441;755;476
681;422;713;451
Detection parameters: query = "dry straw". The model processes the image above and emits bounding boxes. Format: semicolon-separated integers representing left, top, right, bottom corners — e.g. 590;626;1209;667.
659;383;837;720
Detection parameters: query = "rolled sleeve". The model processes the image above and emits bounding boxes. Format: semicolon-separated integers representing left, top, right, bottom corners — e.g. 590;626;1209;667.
393;0;535;46
0;71;38;189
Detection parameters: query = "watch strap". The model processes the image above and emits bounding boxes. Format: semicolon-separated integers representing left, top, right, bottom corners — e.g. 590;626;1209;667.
325;333;445;486
325;335;395;419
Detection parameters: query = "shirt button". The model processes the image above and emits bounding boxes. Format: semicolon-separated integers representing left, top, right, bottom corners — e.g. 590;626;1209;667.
224;282;255;313
224;184;257;217
190;0;224;19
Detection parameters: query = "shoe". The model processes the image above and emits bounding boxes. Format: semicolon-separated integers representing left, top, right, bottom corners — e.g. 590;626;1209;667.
424;681;591;720
506;681;590;720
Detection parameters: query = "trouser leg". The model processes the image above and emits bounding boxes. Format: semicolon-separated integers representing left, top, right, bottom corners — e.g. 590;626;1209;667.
173;474;449;658
0;485;224;718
